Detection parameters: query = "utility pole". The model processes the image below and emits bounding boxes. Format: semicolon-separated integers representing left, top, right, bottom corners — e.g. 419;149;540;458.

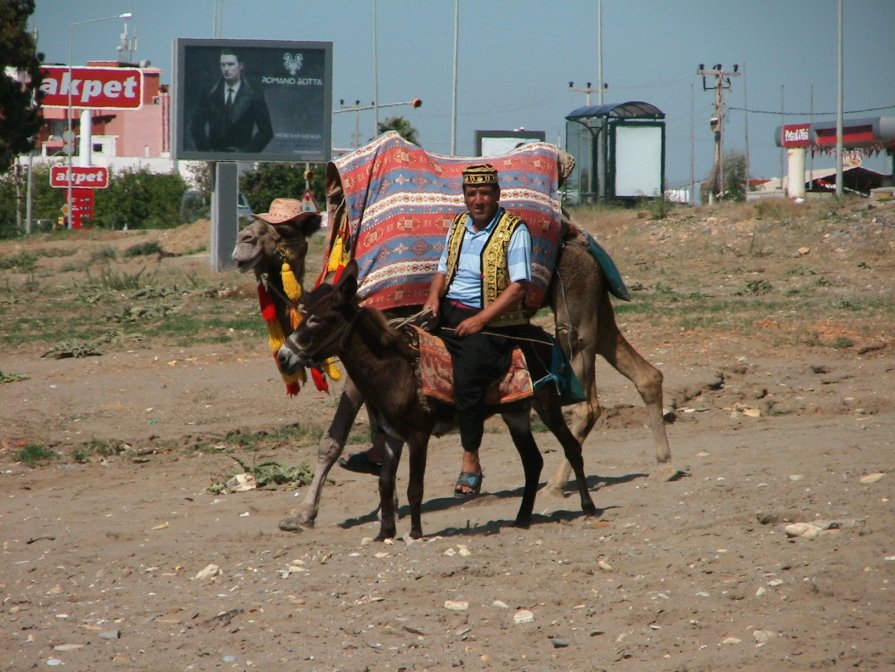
697;63;740;201
568;81;608;107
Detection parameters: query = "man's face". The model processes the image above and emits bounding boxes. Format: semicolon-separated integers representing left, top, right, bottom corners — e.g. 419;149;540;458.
463;184;500;228
219;54;243;84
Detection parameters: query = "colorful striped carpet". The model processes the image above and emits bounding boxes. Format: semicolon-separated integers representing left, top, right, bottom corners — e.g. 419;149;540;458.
324;132;564;311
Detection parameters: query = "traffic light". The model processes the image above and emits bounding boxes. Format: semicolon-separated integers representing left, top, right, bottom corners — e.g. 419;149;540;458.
412;98;422;108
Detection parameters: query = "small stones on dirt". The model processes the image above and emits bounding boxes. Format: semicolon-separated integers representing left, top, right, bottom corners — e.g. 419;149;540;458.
443;544;472;557
860;472;886;484
513;609;535;624
753;629;778;644
785;522;821;539
784;518;864;538
193;563;221;580
444;600;469;611
597;559;613;571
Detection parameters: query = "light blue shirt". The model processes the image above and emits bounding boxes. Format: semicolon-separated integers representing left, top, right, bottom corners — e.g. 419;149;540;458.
437;207;532;308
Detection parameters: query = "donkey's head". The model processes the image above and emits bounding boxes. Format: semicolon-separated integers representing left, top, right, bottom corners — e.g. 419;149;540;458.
277;260;359;374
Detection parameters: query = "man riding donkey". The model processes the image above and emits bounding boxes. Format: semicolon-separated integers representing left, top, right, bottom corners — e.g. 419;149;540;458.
338;163;580;497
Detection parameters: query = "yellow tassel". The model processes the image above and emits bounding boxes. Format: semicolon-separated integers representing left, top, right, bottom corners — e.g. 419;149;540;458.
327;234;351;273
327;237;344;272
289;307;303;331
266;318;286;354
281;262;303;302
324;357;342;381
283;368;305;385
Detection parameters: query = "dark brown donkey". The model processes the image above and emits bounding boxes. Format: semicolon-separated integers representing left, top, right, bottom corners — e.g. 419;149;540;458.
276;261;598;540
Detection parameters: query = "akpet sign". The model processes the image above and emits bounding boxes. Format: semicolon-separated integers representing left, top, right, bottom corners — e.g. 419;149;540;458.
50;166;110;189
40;66;144;110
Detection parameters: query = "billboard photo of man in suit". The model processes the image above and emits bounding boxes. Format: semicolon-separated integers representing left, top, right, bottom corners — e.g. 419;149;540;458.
190;48;273;153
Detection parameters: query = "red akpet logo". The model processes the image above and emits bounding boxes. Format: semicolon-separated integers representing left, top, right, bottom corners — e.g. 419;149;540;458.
50;166;110;189
39;66;144;110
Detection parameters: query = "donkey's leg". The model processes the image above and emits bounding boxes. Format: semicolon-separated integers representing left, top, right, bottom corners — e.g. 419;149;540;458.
502;408;544;528
279;379;364;531
377;432;404;541
597;306;677;481
547;324;601;496
404;431;430;539
535;391;598;516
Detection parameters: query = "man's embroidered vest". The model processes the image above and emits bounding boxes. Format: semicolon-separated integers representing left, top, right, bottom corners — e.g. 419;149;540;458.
442;211;529;326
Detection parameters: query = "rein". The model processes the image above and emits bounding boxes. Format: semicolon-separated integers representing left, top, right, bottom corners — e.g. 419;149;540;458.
438;326;555;347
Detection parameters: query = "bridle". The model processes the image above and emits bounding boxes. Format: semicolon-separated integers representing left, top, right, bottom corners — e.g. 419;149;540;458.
292;304;359;367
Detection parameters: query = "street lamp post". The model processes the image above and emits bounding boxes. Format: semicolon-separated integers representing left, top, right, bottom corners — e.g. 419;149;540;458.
335;98;423;148
66;12;132;229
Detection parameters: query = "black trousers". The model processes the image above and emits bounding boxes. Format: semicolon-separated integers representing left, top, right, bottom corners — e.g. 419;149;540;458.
437;301;520;454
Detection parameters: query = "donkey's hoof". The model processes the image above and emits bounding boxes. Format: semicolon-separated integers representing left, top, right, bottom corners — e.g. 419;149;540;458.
654;464;683;482
278;516;310;533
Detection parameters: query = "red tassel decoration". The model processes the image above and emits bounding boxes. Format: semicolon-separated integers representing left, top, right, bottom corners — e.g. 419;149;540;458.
257;283;277;321
311;367;329;393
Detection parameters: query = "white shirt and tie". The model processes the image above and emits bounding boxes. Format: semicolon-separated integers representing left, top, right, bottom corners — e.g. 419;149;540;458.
224;81;240;108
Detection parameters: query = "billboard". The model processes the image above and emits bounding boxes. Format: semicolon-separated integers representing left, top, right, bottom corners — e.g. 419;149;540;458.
475;129;546;157
612;123;664;198
39;66;144;109
173;38;332;162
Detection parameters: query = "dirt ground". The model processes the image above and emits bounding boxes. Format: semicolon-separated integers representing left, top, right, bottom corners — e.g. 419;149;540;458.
1;198;894;671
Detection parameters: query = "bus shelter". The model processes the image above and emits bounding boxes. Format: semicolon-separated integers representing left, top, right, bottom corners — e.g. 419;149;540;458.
565;101;665;204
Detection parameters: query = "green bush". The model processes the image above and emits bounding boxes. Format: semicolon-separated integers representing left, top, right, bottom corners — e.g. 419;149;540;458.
93;168;187;230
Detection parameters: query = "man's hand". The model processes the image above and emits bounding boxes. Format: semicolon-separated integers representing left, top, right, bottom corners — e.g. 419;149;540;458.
423;273;447;320
454;313;488;337
453;281;527;337
422;297;440;320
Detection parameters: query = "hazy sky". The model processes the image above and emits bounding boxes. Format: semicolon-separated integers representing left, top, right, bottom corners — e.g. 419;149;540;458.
31;0;895;186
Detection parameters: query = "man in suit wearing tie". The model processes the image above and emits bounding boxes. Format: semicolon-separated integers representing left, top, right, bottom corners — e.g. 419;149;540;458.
190;48;273;153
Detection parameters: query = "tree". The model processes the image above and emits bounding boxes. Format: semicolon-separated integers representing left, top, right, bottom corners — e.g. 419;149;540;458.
93;168;187;229
239;163;326;215
703;151;748;202
377;116;419;145
0;164;64;238
0;0;44;173
722;151;748;201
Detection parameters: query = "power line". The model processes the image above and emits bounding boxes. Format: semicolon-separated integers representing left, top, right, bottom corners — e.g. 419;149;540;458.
729;104;895;116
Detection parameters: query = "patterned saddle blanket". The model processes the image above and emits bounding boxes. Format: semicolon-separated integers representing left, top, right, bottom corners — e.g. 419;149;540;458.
409;325;534;405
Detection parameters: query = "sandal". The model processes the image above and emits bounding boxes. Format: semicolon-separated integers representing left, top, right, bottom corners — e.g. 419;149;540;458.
338;451;382;476
454;471;484;499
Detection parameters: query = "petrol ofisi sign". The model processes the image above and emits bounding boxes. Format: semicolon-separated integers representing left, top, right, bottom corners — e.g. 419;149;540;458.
39;66;144;110
780;124;812;148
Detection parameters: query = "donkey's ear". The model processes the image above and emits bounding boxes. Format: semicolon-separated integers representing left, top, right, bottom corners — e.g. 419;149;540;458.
337;259;359;299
